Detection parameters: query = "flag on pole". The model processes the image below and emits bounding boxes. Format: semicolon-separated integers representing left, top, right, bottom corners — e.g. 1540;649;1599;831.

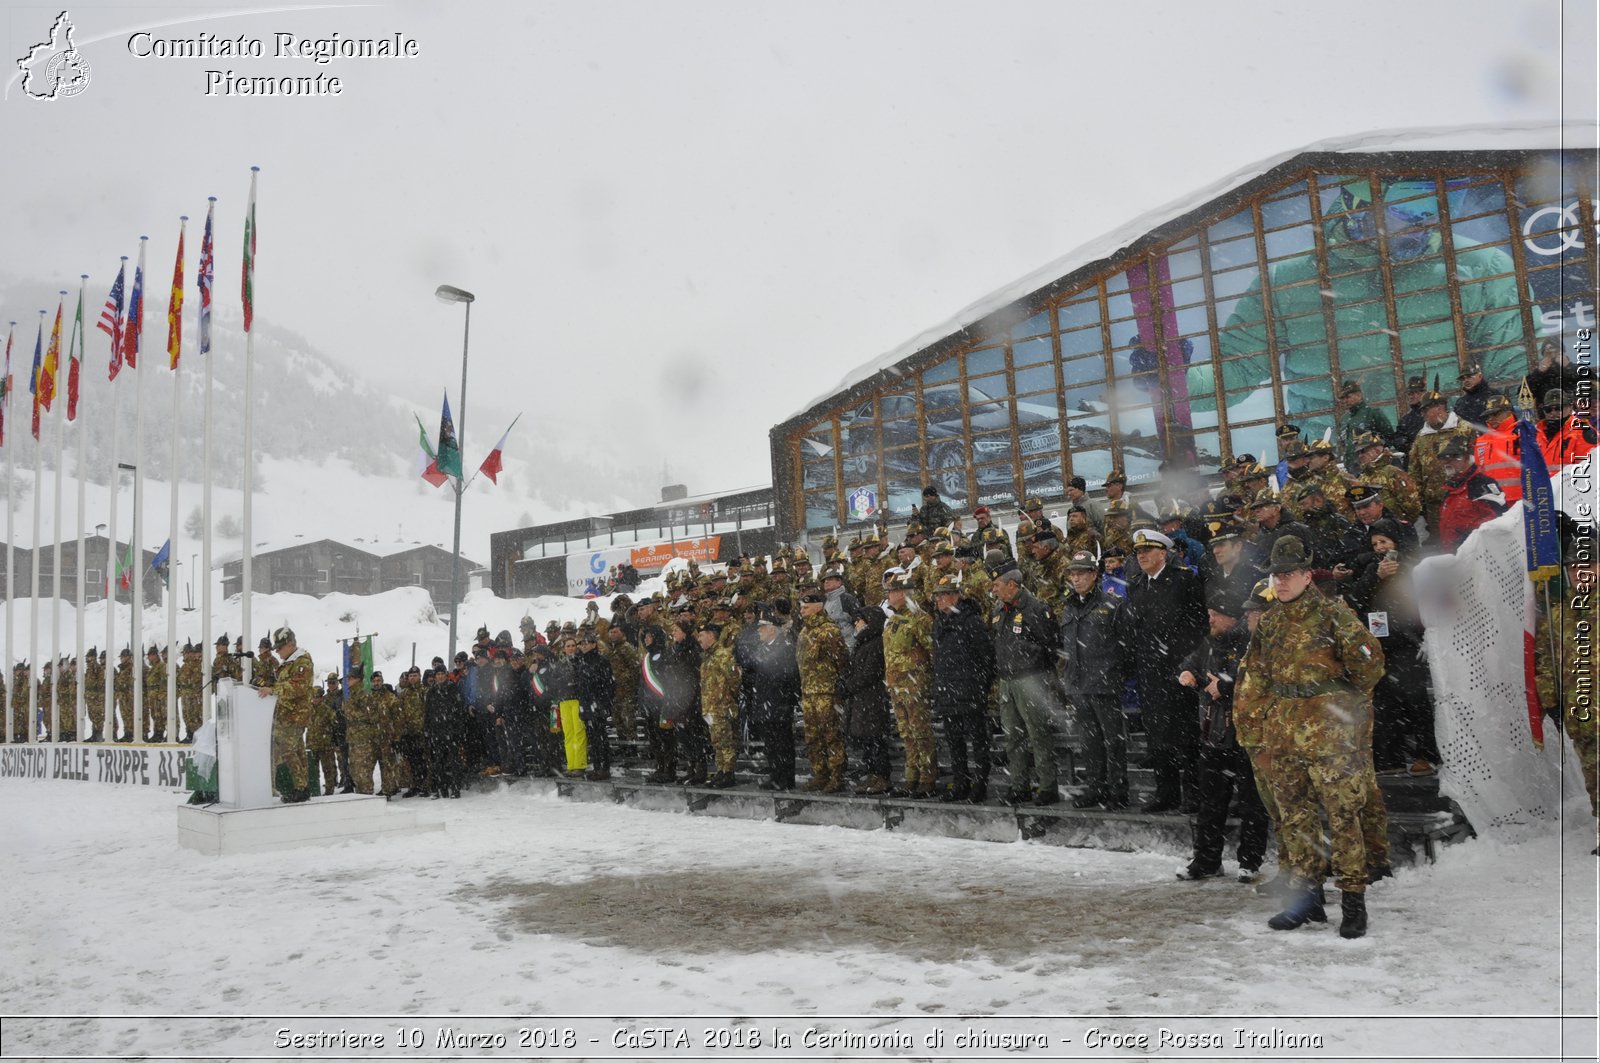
1;324;12;446
123;252;144;370
99;260;126;380
167;222;185;369
1517;418;1561;584
67;286;83;421
113;542;135;593
39;299;61;411
149;538;171;585
341;636;373;691
242;170;257;333
414;413;447;488
436;391;463;480
477;416;520;485
28;318;42;440
198;201;215;354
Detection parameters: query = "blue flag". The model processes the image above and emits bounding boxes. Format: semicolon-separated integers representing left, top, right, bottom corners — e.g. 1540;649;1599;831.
149;538;171;585
1516;419;1561;583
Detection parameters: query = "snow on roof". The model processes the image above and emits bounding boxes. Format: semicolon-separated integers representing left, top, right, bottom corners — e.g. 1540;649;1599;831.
783;121;1598;424
213;536;470;568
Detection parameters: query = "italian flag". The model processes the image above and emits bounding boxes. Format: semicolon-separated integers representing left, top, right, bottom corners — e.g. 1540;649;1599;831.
414;413;447;488
477;415;520;486
641;651;667;698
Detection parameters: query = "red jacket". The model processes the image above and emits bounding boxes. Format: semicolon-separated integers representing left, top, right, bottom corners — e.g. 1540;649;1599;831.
1439;468;1507;551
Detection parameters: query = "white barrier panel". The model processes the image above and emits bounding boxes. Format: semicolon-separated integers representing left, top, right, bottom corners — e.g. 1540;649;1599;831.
0;742;192;788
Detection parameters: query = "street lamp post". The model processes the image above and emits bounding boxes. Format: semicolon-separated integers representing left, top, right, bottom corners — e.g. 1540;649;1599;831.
435;284;474;664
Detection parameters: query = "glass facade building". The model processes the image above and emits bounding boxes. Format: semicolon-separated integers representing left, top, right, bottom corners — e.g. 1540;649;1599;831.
770;135;1597;536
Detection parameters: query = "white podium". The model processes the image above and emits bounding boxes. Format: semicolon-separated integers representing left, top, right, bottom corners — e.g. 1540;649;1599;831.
215;678;275;808
177;679;445;855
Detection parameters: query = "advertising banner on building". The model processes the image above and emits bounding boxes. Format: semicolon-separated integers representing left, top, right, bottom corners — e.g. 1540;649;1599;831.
629;536;722;571
565;546;633;596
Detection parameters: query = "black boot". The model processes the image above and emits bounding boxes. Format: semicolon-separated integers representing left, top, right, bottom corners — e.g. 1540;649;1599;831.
1339;892;1368;939
87;730;103;743
645;750;673;785
1267;883;1328;930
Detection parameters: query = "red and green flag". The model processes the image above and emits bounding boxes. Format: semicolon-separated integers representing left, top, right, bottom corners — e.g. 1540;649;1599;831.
414;413;448;488
66;285;83;421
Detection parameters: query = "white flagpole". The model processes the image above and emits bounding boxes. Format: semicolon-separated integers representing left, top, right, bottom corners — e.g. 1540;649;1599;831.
4;320;15;745
132;235;147;741
201;199;215;719
28;309;45;744
50;290;67;743
241;168;257;682
73;276;87;739
105;259;125;737
167;216;185;737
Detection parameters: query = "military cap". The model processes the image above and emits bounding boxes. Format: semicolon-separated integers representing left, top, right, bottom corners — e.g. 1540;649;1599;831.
712;596;736;612
1347;483;1383;508
793;546;812;563
1231;454;1258;469
821;534;839;549
545;618;561;629
1421;388;1448;409
847;536;865;550
1563;523;1596;561
931;573;962;596
1275;423;1302;440
1102;545;1127;559
699;622;723;638
1129;515;1158;532
671;596;695;612
972;505;991;516
529;642;552;657
326;671;340;683
931;540;955;557
1440;437;1474;461
259;636;273;650
1484;394;1514;418
475;625;491;642
1282;440;1308;459
1288;478;1326;500
1014;519;1038;540
146;644;162;657
1458;362;1483;380
1131;528;1174;551
1201;497;1235;519
1338;379;1363;397
1065;550;1100;572
1406;375;1427;391
120;647;133;658
751;554;769;567
613;593;633;608
1242;463;1271;482
1022;496;1045;511
725;555;745;569
273;625;298;646
954;543;978;561
885;574;914;592
769;558;789;574
1249;489;1282;509
1309;438;1334;455
1104;470;1127;485
820;565;847;582
863;533;881;547
1242;578;1277;612
1206;586;1244;618
1067;503;1088;515
798;588;826;604
560;620;578;632
1208;519;1244;543
1545;387;1569;409
215;634;230;647
905;520;925;535
992;567;1025;584
1157;500;1190;523
1267;536;1314;574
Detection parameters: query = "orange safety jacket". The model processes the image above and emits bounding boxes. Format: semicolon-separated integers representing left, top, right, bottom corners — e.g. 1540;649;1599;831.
1538;415;1597;469
1473;421;1522;504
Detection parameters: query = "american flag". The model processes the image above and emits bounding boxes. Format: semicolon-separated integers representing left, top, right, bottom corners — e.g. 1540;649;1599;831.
198;200;215;355
99;260;126;380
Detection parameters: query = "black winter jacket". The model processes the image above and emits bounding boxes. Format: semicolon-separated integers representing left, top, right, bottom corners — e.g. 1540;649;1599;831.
931;598;994;713
1057;587;1127;700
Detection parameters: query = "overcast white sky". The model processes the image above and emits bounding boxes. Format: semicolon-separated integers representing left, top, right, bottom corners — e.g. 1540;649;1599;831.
0;0;1592;500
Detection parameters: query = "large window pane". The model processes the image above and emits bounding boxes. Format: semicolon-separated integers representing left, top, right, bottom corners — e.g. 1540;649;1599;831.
1058;297;1101;332
1013;336;1053;367
1014;363;1056;394
922;359;959;386
1011;310;1052;339
924;383;965;440
805;490;838;530
839;399;878;486
1059;325;1104;358
966;347;1005;377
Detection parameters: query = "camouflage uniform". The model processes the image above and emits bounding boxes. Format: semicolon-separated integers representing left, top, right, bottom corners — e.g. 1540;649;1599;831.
213;646;243;685
56;665;78;741
883;604;936;790
142;653;168;740
1236;585;1385;893
307;684;342;795
1357;456;1422;525
344;685;379;794
1409;419;1478;530
699;641;741;775
9;666;27;741
37;669;53;739
1537;595;1600;818
84;654;105;740
271;647;315;798
177;652;204;739
796;610;848;789
606;638;640;741
252;648;279;689
374;685;407;795
113;658;134;740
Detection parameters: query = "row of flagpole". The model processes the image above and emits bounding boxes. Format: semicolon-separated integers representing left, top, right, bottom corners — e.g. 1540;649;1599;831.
2;170;256;745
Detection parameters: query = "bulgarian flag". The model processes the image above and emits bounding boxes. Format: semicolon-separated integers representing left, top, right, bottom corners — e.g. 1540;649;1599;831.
414;413;447;488
477;415;520;485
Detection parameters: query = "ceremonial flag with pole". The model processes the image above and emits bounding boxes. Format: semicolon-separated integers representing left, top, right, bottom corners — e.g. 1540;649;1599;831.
0;323;12;446
39;298;61;410
242;175;257;332
28;317;42;440
149;538;171;585
99;258;127;379
1517;414;1563;748
476;414;520;485
198;201;215;354
111;542;134;594
166;222;185;368
436;391;463;480
414;413;447;488
67;284;84;421
123;249;145;370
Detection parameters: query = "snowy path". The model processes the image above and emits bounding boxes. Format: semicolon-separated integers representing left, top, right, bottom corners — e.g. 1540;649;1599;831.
0;780;1594;1059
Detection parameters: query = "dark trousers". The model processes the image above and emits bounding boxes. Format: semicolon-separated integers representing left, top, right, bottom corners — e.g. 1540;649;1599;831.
676;714;710;770
497;711;529;775
428;727;465;793
942;708;992;788
400;734;431;792
1071;692;1128;799
583;702;611;772
477;711;500;768
1191;744;1269;872
1372;644;1438;768
753;707;796;788
1141;681;1199;803
852;735;890;780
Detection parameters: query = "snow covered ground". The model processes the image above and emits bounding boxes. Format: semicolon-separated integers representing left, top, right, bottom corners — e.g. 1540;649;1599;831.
0;778;1594;1060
